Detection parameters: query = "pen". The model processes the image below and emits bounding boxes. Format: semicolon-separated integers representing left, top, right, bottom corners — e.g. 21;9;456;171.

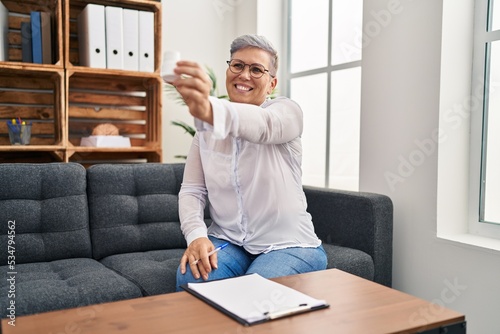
264;304;311;320
192;242;229;265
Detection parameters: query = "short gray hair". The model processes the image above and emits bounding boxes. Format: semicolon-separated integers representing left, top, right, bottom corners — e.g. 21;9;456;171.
230;35;278;76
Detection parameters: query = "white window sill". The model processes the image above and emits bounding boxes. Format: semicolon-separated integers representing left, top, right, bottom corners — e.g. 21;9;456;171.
437;233;500;254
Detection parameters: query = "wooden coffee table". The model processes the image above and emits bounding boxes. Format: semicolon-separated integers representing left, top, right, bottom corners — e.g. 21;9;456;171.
1;269;465;333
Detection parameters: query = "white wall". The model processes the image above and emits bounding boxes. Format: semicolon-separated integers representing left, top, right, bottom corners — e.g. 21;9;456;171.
360;0;500;333
161;0;235;162
161;0;284;162
162;0;500;332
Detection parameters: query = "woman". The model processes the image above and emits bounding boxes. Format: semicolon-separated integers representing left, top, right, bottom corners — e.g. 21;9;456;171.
172;35;326;290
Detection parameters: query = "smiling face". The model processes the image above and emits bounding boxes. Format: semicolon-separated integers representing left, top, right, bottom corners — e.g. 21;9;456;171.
226;47;277;106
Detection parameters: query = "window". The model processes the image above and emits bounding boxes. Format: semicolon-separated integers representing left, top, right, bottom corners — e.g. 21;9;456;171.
285;0;363;191
437;0;500;250
439;0;500;247
468;0;500;235
478;0;500;224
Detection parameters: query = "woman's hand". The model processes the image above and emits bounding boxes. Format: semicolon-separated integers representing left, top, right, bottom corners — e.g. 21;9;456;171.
179;237;218;280
172;61;214;125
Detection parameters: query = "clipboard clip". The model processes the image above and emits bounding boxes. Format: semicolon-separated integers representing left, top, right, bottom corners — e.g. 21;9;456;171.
263;304;311;320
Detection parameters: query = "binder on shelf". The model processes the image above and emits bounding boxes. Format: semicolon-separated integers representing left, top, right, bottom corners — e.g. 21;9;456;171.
40;12;52;64
0;1;8;61
181;273;329;326
105;6;124;70
21;22;33;63
30;11;42;64
122;8;139;71
77;4;106;68
138;10;154;72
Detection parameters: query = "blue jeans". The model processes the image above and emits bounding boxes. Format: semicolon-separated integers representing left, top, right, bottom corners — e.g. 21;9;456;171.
176;236;327;291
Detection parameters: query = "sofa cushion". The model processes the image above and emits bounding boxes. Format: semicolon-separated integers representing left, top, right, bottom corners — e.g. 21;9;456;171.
87;163;186;260
323;244;374;281
0;163;91;264
0;258;142;318
100;248;185;295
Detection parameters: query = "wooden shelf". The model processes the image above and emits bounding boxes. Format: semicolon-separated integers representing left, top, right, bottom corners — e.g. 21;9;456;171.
0;146;65;155
0;0;163;165
1;0;63;67
65;0;162;73
0;67;65;148
67;148;162;166
66;71;162;151
70;146;160;152
0;61;64;71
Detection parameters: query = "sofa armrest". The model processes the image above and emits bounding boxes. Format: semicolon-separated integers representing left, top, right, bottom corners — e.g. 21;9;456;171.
303;186;393;287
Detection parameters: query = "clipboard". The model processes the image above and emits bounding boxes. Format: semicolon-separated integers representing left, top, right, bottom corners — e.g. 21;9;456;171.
181;273;330;326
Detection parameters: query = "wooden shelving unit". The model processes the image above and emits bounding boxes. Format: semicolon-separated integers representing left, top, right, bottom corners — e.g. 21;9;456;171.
0;0;162;164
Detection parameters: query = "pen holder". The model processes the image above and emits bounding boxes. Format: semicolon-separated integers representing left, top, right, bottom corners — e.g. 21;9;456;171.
7;123;32;145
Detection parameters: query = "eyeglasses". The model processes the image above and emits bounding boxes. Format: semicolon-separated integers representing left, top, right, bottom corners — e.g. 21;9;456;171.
226;59;275;78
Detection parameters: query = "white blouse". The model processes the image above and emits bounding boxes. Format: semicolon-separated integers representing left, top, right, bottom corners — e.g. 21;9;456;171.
179;96;321;254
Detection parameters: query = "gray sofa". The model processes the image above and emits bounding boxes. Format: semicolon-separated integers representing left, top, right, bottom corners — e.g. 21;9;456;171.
0;162;393;318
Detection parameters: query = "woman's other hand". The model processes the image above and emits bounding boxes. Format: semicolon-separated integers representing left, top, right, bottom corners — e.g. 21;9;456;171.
179;237;217;280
